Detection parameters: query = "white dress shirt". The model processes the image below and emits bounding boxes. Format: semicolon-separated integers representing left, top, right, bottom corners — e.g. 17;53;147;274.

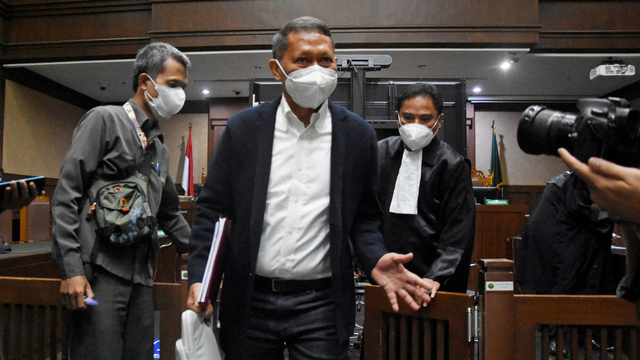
255;96;332;280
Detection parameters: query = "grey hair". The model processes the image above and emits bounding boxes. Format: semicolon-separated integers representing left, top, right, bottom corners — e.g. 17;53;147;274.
132;42;191;92
271;16;334;61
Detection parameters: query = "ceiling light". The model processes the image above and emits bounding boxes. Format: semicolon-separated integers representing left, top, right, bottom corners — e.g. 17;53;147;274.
472;87;482;93
202;89;210;95
501;61;511;70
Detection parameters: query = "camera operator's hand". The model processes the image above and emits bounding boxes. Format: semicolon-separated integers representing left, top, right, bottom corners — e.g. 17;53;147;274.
1;180;42;211
559;148;640;224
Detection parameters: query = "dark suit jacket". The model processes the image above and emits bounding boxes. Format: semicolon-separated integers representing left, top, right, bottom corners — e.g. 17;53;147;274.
188;97;388;353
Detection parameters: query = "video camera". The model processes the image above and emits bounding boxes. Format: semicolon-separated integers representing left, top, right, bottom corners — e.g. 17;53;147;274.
517;97;640;167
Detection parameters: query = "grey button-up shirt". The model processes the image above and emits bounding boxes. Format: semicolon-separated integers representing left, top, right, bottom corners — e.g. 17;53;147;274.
52;99;189;286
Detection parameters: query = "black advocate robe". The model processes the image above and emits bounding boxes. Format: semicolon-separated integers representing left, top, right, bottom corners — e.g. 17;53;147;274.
378;136;476;293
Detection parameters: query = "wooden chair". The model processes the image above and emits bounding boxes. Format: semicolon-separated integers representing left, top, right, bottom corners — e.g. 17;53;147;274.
0;277;66;360
0;276;185;360
513;294;640;360
480;259;640;360
364;285;475;360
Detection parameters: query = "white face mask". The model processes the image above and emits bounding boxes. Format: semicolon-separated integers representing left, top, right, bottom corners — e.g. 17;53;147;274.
276;60;337;109
397;114;441;151
144;76;186;121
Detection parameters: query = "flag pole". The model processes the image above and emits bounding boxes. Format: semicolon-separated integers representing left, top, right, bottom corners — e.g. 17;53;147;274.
182;123;194;196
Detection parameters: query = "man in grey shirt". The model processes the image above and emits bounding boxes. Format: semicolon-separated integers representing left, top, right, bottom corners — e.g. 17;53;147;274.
51;42;191;359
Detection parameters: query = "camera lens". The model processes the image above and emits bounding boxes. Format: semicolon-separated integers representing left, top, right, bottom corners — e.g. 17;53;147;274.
517;105;578;157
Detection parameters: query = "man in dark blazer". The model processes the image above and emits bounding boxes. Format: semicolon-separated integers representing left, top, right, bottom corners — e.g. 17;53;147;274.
187;16;436;359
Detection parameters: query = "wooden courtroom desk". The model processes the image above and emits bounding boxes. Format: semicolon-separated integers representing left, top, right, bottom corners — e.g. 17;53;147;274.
0;241;58;278
468;204;529;290
0;238;183;283
179;200;196;227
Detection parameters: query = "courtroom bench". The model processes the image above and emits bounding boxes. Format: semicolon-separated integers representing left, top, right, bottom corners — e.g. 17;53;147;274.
1;239;188;360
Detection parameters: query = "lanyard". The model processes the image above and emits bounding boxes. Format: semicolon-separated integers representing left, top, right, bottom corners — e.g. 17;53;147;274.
123;102;149;149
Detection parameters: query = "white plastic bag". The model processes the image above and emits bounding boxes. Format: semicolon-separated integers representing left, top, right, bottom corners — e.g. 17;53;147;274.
175;310;221;360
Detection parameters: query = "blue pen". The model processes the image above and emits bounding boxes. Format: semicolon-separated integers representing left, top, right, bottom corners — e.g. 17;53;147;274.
156;163;160;176
84;297;98;306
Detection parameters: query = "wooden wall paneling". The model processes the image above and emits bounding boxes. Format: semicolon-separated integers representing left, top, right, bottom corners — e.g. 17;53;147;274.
0;66;5;167
501;184;545;210
2;1;151;60
179;201;196;228
0;1;637;61
0;1;8;48
537;1;640;51
209;97;249;119
468;204;528;290
209;121;226;165
7;2;151;43
208;97;249;164
3;38;149;62
149;0;540;49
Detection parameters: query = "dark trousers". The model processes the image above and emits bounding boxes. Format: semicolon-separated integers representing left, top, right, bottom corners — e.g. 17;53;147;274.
68;266;154;360
225;286;349;360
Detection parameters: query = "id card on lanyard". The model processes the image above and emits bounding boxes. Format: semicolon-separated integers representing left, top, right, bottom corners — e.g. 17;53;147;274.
124;102;160;176
123;102;149;149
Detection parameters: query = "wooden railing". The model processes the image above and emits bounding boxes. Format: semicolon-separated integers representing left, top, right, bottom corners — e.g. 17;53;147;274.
1;261;188;360
364;286;475;360
366;259;640;360
0;277;66;360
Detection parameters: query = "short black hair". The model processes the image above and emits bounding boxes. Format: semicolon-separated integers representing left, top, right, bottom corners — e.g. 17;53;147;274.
132;42;191;92
271;16;334;61
396;83;444;115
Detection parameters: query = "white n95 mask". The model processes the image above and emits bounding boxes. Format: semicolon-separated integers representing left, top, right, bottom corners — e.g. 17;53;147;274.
276;60;337;109
144;76;186;121
398;114;441;151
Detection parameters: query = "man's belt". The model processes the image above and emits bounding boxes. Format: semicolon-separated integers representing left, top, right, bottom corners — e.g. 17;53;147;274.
254;275;332;292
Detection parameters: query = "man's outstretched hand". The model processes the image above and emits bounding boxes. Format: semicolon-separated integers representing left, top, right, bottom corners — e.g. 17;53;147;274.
371;252;438;312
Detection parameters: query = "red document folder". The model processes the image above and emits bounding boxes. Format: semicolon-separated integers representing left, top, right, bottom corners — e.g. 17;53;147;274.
197;216;227;311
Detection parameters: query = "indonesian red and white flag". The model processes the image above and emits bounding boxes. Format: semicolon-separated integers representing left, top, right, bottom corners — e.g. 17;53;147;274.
181;127;194;196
